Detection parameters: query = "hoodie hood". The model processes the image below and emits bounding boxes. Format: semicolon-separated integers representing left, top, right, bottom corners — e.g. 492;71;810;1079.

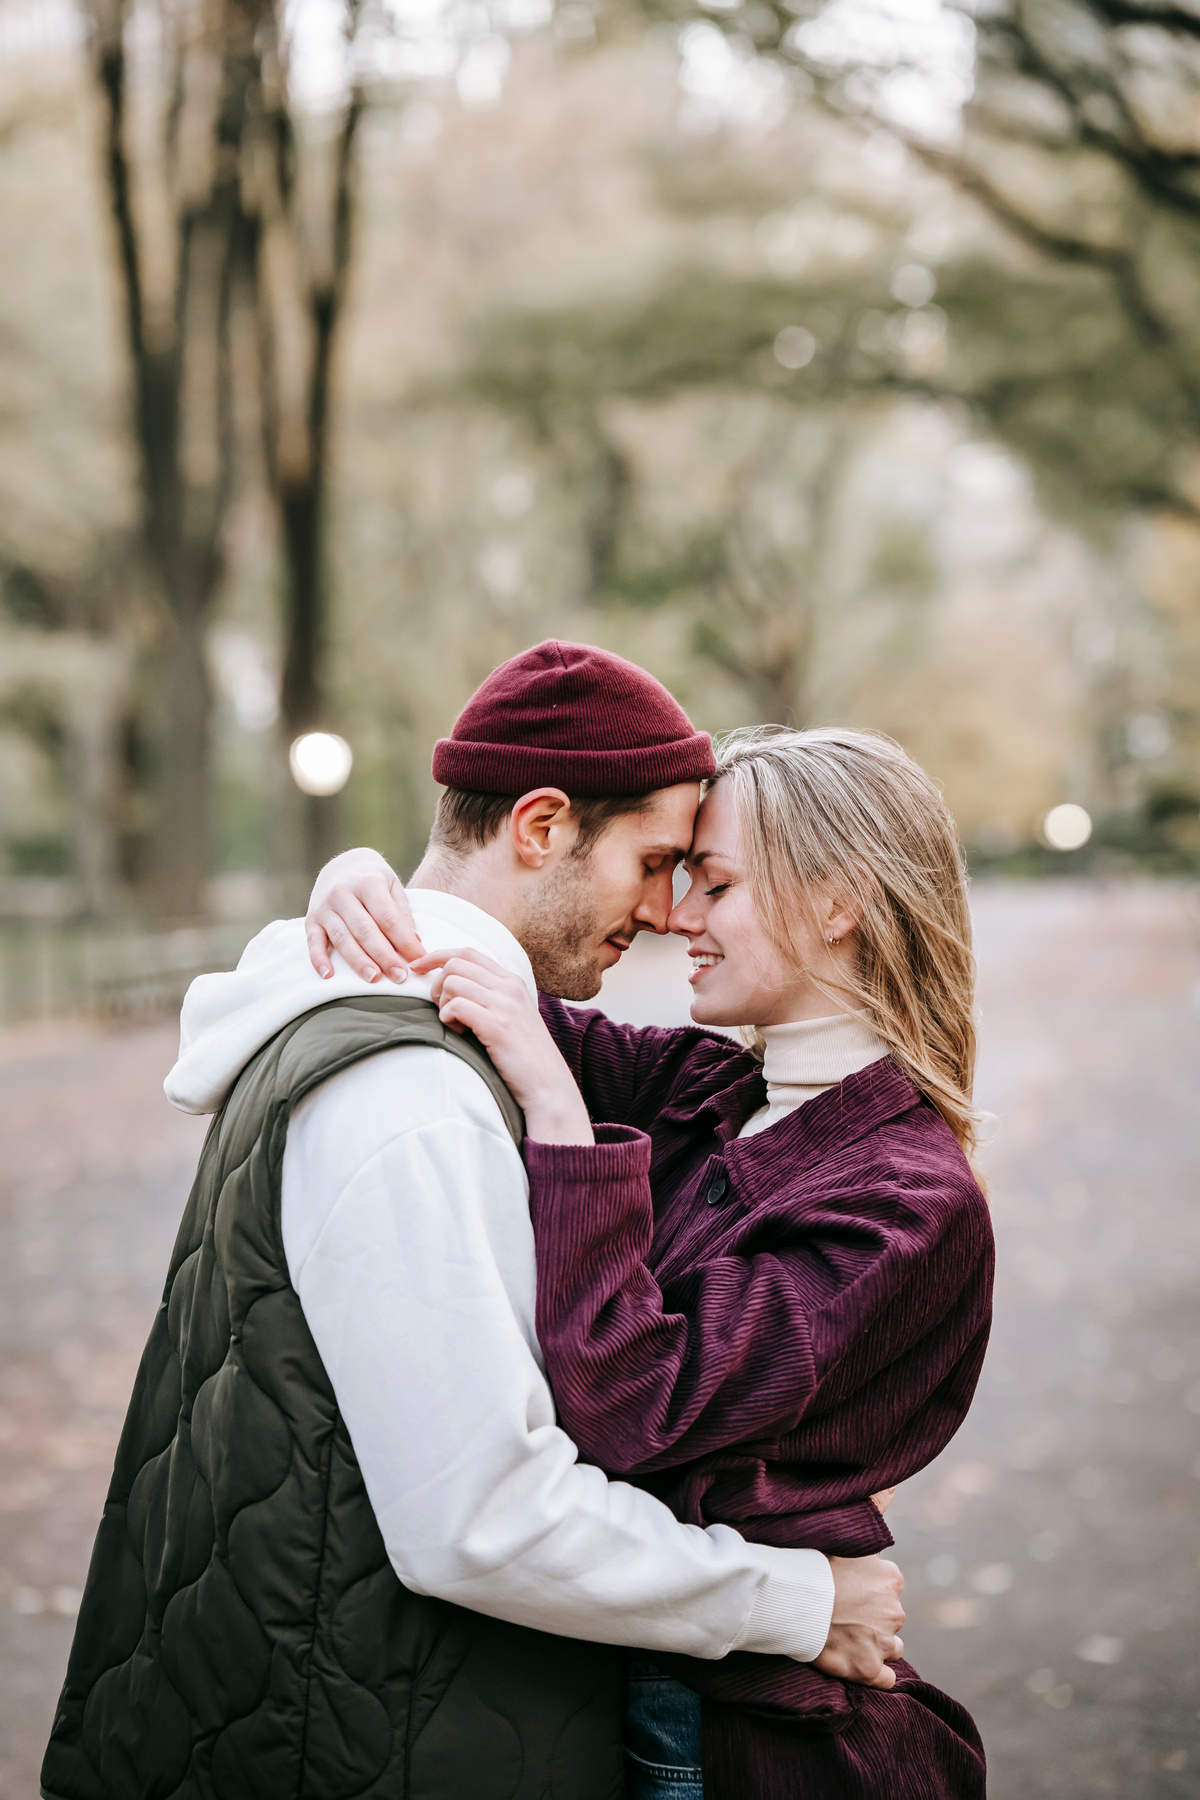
164;890;537;1116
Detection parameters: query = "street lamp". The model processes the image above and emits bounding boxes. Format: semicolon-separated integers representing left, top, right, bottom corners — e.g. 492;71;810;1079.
289;732;353;797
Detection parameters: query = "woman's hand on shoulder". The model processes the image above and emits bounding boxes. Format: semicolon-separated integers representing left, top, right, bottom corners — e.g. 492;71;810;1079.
306;848;423;984
421;948;594;1147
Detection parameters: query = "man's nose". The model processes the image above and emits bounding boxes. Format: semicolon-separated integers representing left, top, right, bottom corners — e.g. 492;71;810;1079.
633;869;675;934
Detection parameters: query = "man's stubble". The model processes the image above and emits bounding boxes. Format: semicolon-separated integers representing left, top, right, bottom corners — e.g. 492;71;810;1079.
519;851;611;1001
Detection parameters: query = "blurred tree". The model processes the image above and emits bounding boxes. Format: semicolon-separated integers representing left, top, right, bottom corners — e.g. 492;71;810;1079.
84;0;362;913
0;552;135;912
700;0;1200;520
754;0;1200;814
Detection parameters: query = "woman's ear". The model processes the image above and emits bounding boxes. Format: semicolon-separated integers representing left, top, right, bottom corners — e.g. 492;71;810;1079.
509;788;573;869
823;889;863;947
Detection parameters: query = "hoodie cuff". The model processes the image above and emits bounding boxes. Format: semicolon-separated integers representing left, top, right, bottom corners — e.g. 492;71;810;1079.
733;1545;835;1663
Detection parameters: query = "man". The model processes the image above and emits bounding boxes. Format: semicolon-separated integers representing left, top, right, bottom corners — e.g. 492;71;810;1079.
43;642;903;1800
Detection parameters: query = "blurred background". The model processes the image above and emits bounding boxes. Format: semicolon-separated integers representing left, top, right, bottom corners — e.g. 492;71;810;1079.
0;0;1198;1793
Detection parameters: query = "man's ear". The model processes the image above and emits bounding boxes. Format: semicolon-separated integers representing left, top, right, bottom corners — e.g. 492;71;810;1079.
509;789;575;869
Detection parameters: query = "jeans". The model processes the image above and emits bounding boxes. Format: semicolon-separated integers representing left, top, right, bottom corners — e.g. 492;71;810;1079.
622;1656;703;1800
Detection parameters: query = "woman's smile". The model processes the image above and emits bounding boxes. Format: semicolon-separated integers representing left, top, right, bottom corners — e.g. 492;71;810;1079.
687;951;723;984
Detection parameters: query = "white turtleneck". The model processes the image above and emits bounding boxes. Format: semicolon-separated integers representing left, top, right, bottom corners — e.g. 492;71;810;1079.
738;1011;888;1139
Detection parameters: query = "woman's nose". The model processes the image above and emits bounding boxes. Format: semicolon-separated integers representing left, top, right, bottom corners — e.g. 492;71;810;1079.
668;881;702;936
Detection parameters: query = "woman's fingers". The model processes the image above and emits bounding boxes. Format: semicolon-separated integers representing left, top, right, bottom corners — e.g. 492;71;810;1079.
436;974;522;1029
330;891;417;981
319;901;387;983
413;947;512;984
437;995;488;1034
870;1487;897;1516
370;873;425;967
304;850;424;979
306;921;334;981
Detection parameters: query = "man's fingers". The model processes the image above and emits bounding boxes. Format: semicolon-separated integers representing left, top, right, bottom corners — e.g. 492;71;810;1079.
890;1636;903;1661
868;1662;897;1691
875;1556;903;1591
306;922;334;980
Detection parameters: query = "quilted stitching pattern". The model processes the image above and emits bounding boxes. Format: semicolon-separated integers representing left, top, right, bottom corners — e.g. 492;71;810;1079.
43;998;622;1800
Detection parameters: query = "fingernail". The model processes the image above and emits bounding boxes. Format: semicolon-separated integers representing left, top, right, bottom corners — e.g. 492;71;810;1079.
367;969;381;983
389;966;407;983
320;966;332;979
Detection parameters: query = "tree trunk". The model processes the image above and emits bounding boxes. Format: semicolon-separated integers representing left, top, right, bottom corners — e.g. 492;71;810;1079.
153;607;213;917
260;82;363;879
87;0;275;918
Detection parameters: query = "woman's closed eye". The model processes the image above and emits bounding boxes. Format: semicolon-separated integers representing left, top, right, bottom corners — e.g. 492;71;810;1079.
705;883;731;898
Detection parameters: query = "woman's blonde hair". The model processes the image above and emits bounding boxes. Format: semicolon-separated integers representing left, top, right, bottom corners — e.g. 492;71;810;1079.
710;725;980;1157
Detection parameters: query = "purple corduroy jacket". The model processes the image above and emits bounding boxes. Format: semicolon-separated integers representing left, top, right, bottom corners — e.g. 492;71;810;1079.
527;997;994;1800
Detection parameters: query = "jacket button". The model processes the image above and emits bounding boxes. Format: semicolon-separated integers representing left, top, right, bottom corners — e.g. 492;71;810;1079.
705;1173;728;1206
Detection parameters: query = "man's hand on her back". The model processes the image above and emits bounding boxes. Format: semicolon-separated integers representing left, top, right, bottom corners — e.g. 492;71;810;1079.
306;849;423;984
815;1555;905;1691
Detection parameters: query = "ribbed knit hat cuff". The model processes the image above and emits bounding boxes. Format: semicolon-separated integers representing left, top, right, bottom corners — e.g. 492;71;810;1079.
431;733;715;796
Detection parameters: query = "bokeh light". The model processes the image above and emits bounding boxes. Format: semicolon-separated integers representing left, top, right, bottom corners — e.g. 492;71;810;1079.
774;325;817;369
891;261;936;306
1042;803;1093;851
289;732;354;796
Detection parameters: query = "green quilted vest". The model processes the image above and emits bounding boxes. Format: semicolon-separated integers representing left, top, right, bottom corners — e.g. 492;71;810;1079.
42;995;622;1800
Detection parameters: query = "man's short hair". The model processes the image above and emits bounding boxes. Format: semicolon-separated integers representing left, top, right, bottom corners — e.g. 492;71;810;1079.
430;788;654;858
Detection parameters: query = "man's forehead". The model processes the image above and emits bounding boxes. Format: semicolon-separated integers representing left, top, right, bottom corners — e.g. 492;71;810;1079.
639;783;701;856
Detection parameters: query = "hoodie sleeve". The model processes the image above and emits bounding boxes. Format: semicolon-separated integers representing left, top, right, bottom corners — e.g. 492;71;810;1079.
279;1043;834;1661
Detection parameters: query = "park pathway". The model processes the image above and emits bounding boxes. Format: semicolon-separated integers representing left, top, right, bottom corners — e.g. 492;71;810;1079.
1;881;1197;1797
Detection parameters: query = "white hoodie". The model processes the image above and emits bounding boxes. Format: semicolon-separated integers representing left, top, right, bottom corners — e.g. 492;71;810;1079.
165;892;835;1661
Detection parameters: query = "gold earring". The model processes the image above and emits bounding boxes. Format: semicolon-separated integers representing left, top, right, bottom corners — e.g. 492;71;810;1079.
828;936;839;947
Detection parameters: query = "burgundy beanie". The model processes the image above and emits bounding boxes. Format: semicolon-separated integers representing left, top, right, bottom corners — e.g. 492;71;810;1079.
432;640;715;796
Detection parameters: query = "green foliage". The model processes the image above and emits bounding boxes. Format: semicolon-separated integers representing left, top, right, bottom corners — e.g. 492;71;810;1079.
935;260;1192;527
3;831;71;877
867;517;937;597
600;527;726;608
1;560;55;630
462;269;865;417
0;686;65;763
211;767;269;875
643;147;795;219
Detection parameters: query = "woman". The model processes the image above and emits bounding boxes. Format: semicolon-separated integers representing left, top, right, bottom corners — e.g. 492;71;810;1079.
307;726;993;1800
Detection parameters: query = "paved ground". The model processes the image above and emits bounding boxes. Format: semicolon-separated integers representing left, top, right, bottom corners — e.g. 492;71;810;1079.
1;881;1197;1797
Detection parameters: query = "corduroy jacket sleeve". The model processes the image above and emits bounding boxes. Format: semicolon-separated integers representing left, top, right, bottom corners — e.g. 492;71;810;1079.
538;993;751;1132
523;1122;991;1476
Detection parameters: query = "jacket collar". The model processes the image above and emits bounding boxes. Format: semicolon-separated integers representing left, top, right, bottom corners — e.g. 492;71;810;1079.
722;1056;922;1197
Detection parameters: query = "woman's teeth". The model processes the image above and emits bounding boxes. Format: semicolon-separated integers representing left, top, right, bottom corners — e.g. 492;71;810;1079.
691;954;722;967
